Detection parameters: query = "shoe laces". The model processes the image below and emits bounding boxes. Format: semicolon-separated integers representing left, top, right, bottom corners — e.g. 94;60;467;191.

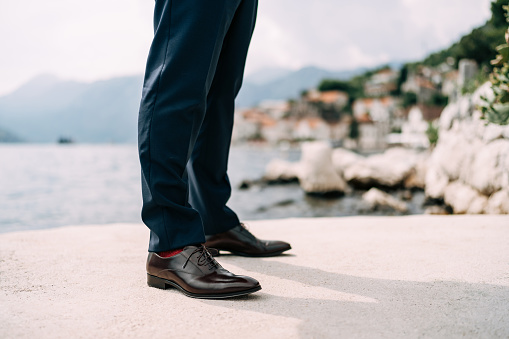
238;223;257;241
182;245;219;270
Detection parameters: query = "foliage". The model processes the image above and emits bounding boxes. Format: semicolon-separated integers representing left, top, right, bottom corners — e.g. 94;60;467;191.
391;126;402;134
429;93;449;106
490;0;509;27
402;92;418;108
310;101;342;122
392;65;408;96
318;79;351;92
480;5;509;125
247;131;265;142
461;68;490;95
420;1;506;69
426;122;439;146
349;118;359;140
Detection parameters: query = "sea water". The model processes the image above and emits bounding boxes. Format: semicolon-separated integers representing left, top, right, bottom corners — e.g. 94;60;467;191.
0;144;425;233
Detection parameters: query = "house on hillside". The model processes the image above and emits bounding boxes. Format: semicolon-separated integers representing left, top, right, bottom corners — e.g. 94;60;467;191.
356;113;390;150
441;70;459;98
232;109;259;143
458;59;479;87
293;117;330;141
364;68;399;97
401;76;438;104
232;108;279;143
305;89;349;109
387;105;443;149
257;100;290;120
352;96;400;150
353;96;401;123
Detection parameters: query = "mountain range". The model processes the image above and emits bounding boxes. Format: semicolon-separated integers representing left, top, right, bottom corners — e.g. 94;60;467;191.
0;65;392;143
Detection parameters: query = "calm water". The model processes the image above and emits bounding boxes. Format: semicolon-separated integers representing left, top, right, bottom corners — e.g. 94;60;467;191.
0;144;425;233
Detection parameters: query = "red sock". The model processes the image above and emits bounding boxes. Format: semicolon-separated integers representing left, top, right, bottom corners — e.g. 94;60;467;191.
158;249;183;258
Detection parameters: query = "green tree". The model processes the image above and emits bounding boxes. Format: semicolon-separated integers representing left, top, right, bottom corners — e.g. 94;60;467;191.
429;93;449;106
480;5;509;125
349;118;360;140
426;122;439;146
421;1;506;68
402;92;418;108
491;0;509;27
318;79;351;92
393;65;408;96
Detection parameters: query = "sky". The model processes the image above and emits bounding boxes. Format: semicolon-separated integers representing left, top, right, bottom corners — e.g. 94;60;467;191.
0;0;493;96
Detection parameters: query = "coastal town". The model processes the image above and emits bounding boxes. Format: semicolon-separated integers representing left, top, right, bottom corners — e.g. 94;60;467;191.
233;59;480;151
233;55;509;216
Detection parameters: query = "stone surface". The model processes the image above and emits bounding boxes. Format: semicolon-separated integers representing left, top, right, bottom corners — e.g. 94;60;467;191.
424;165;449;200
297;142;347;193
443;181;486;214
465;139;509;196
362;188;408;212
1;217;509;339
404;153;429;189
429;132;472;182
425;82;509;214
331;148;364;175
264;159;300;182
485;189;509;214
424;205;450;215
343;148;419;188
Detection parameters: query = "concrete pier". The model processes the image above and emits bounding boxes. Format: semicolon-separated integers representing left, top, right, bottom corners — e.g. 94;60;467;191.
1;215;508;338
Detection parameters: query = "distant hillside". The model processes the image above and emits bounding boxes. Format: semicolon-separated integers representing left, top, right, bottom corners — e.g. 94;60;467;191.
0;126;22;142
419;0;506;68
0;74;143;143
0;66;378;142
237;66;368;107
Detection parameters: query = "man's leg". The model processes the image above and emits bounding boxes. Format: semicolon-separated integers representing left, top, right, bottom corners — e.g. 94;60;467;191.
186;0;291;257
138;0;244;252
187;0;258;236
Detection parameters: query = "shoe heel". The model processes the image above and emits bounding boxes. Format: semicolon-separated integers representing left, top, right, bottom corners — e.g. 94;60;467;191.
147;274;168;290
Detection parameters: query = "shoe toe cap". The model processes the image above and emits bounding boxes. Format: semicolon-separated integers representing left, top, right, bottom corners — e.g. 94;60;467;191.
266;240;291;252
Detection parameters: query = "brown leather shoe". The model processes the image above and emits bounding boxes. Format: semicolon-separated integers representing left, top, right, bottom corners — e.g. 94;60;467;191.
204;224;291;257
146;245;261;299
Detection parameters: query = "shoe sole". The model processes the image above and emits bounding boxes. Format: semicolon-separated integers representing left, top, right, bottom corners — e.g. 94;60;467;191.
147;274;262;299
213;247;291;258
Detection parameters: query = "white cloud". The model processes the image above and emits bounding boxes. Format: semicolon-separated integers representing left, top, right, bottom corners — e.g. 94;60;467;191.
0;0;494;95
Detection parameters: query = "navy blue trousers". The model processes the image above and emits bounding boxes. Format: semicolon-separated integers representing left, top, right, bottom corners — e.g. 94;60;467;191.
138;0;258;252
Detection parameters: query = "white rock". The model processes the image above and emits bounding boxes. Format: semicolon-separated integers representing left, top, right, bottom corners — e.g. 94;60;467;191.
331;148;364;175
362;188;408;212
428;132;471;181
404;152;429;189
472;110;489;140
483;124;505;143
425;166;449;199
457;139;483;185
298;142;347;193
424;206;450;215
465;139;509;196
466;196;489;214
264;159;300;181
471;81;494;107
343;148;419;187
503;126;509;140
425;82;508;209
459;118;480;143
457;96;472;119
443;181;486;214
484;189;509;214
439;102;459;131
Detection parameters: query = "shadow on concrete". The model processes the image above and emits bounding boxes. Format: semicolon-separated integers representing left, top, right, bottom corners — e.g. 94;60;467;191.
204;259;509;338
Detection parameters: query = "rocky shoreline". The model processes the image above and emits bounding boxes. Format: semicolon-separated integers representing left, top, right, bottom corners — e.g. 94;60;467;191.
242;83;509;215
